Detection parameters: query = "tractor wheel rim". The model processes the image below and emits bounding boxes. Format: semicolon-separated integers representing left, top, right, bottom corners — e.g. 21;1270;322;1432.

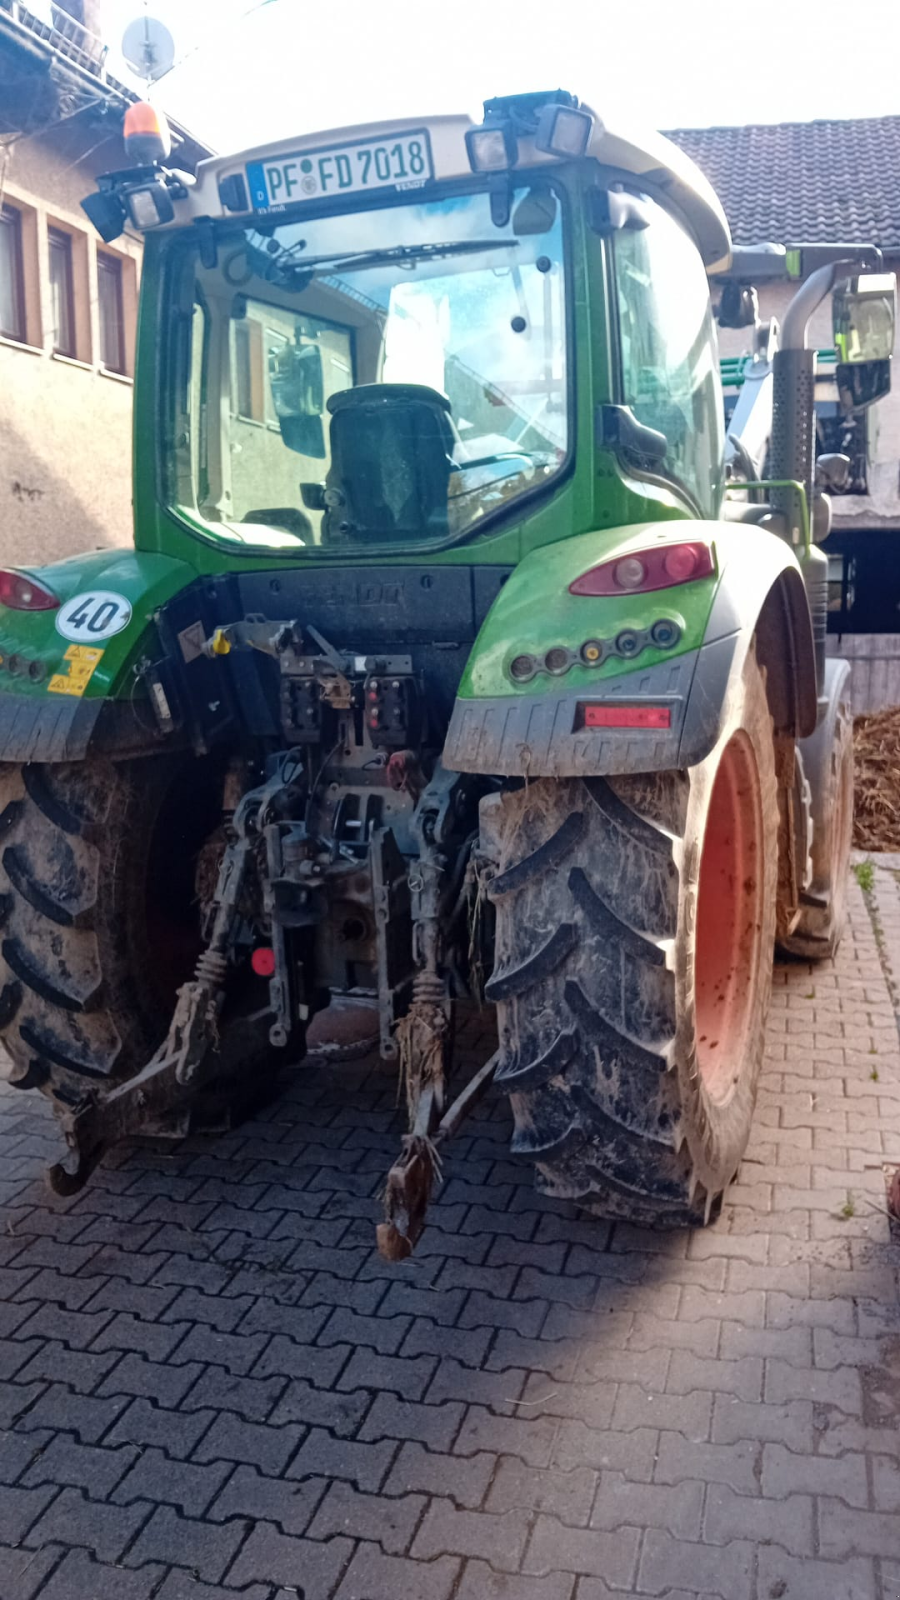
695;730;765;1102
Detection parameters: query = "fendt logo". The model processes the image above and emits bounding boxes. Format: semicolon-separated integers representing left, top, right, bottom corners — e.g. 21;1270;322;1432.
356;583;404;607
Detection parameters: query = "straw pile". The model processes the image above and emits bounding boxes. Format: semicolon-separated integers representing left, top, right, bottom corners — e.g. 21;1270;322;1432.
854;708;900;852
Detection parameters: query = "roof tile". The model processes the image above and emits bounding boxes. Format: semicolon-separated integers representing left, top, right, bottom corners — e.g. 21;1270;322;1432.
665;117;900;249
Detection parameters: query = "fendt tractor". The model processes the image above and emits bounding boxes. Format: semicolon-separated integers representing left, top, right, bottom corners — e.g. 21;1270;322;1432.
0;92;894;1256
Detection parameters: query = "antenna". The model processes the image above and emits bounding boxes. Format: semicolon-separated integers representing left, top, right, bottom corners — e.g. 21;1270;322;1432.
121;15;176;82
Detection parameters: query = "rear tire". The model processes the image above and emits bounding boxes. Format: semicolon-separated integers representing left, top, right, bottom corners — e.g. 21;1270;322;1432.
0;754;279;1121
483;644;777;1225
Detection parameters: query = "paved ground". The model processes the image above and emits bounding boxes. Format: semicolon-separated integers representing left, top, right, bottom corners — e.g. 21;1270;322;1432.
1;867;899;1600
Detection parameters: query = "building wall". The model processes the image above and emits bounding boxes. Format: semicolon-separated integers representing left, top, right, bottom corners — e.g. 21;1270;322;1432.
0;122;141;570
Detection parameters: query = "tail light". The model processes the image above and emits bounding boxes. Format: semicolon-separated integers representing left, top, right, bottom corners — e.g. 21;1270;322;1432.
0;570;59;611
569;541;715;597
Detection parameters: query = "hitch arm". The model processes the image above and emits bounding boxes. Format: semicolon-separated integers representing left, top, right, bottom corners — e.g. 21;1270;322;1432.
376;1049;500;1261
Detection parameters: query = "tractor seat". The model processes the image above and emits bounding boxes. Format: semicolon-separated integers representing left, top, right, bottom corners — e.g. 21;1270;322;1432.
321;384;458;543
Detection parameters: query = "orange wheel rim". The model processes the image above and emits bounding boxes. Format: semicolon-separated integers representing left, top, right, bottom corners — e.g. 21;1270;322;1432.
695;731;765;1102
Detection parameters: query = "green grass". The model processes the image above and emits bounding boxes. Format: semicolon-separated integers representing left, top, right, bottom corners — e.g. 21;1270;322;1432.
871;1067;880;1081
854;860;875;894
840;1192;856;1220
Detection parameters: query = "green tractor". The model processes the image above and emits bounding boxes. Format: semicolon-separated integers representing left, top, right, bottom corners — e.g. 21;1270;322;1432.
0;91;894;1254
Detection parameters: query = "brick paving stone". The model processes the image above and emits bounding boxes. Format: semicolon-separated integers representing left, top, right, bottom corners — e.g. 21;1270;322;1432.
334;1543;459;1600
209;1464;326;1534
636;1529;755;1599
105;1399;215;1459
192;1420;301;1478
21;1433;138;1497
1;883;899;1597
757;1546;879;1600
271;1377;371;1435
0;1424;53;1484
486;1457;598;1525
513;1374;619;1428
820;1499;900;1559
425;1357;527;1409
411;1497;530;1569
455;1406;557;1467
653;1431;760;1493
666;1348;762;1401
0;1482;58;1543
522;1515;640;1587
24;1485;150;1562
309;1480;425;1552
100;1354;206;1409
704;1480;815;1555
112;1449;233;1517
551;1422;657;1479
384;1440;494;1508
252;1334;350;1387
611;1384;713;1437
227;1524;353;1595
761;1440;870;1507
764;1355;863;1413
27;1548;166;1600
457;1561;575;1600
360;1393;463;1451
12;1383;126;1443
336;1347;437;1400
124;1505;249;1582
590;1473;704;1539
710;1393;815;1450
0;1542;62;1600
17;1341;121;1395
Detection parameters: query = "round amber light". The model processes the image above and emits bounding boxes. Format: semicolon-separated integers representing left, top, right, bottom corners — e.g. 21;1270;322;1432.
581;641;602;663
544;647;570;673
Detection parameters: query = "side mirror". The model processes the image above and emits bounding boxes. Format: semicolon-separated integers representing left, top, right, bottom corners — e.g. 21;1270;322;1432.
600;403;668;465
269;340;326;456
833;272;896;411
280;414;326;457
511;185;558;236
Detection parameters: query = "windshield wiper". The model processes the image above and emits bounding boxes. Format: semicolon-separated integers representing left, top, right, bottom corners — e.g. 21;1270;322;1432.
278;239;520;279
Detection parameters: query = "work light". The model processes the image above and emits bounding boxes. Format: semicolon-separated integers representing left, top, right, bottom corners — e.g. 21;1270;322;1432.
127;180;175;230
534;103;594;158
465;122;518;172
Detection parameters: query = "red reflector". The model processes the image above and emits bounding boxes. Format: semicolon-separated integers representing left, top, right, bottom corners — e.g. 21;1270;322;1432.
570;541;715;596
251;947;276;977
583;704;671;729
0;569;59;611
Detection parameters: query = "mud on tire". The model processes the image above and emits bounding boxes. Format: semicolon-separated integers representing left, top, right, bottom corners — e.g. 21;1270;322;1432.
482;644;778;1225
0;756;216;1110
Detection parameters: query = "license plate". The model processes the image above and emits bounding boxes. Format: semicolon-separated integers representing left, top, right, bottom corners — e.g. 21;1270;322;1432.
246;131;433;212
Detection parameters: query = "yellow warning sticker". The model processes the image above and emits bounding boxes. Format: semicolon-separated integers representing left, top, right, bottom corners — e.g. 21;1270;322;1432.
48;644;104;697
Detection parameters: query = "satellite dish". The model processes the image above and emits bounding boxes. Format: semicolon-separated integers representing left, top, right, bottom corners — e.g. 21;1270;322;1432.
121;15;175;82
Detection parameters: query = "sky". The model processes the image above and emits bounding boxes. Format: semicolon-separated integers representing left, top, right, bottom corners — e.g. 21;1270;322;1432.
100;0;900;155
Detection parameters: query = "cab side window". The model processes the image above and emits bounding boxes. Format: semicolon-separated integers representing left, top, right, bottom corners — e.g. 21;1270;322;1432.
612;198;724;516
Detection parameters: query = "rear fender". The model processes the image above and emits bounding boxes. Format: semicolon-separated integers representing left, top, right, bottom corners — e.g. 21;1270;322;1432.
0;548;196;763
442;522;817;776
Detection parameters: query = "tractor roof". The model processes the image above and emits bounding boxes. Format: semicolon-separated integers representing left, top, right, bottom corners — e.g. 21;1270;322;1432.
191;105;732;272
